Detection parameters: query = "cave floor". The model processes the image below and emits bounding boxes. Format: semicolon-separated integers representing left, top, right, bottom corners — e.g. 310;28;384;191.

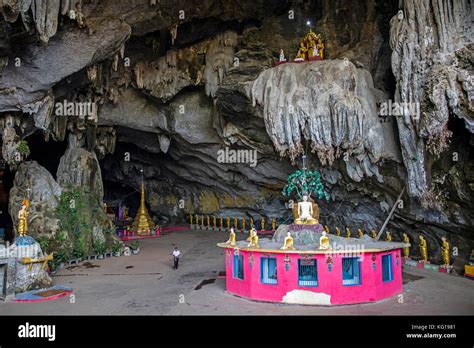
0;229;473;315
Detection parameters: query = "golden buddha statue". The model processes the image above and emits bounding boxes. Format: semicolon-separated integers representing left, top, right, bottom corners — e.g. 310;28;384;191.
17;200;29;237
226;228;236;246
241;217;246;231
293;195;319;225
370;230;377;239
385;231;392;242
132;182;155;234
419;235;428;262
234;217;238;230
247;228;259;248
219;217;223;229
441;236;450;266
295;41;307;61
357;228;364;238
345;227;351;238
195;214;199;225
201;214;204;226
206;215;210;227
316;34;324;59
324;225;330;234
319;231;331;250
281;232;295;250
271;218;276;231
335;227;341;236
189;214;193;225
260;217;265;230
250;217;254;228
402;233;410;257
212;215;217;227
226;217;231;229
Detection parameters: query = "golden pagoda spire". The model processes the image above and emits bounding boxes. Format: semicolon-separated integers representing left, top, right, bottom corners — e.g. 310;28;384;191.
133;180;155;235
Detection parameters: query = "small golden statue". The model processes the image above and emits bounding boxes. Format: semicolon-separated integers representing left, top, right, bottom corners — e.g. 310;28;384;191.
281;232;295;250
17;199;29;237
295;41;307;61
402;233;410;258
319;231;331;250
226;228;236;246
206;215;210;227
212;215;216;227
324;225;330;234
226;217;231;229
419;235;428;262
385;231;392;242
335;227;341;236
357;228;364;238
247;227;259;248
260;217;265;230
345;227;351;238
195;214;199;225
189;214;193;225
200;215;204;226
219;217;223;229
271;218;276;231
250;217;254;228
370;230;377;239
241;217;246;231
234;217;238;230
293;195;319;225
441;236;450;266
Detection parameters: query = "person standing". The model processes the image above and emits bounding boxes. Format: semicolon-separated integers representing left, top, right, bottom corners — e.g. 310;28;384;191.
171;246;181;270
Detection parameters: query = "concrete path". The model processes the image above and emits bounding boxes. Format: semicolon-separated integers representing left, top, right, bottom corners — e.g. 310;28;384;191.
0;229;472;315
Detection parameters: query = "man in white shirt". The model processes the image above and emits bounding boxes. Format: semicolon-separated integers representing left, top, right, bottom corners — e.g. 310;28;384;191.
171;246;181;270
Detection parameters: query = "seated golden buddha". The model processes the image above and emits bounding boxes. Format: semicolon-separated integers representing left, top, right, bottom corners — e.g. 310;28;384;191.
293;194;319;225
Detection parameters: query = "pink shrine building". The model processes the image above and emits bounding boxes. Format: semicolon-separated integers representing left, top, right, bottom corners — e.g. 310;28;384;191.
217;225;407;305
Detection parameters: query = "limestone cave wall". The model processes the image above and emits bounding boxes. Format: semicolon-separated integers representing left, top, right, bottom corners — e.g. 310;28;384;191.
0;0;472;268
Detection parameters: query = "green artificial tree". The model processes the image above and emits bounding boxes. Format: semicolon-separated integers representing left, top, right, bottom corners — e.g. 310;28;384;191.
282;168;329;202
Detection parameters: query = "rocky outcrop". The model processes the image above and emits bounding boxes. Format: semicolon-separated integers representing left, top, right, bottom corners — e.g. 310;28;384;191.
389;0;473;199
8;161;61;238
251;59;401;182
57;147;104;203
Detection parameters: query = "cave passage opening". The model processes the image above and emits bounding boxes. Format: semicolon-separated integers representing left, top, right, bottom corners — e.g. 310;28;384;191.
26;131;68;180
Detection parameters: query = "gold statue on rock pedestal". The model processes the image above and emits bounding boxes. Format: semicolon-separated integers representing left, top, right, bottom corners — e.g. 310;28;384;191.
195;214;199;225
441;236;451;266
132;182;155;234
335;227;341;236
250;217;254;228
345;227;351;238
357;229;364;238
419;235;428;262
206;215;210;227
226;217;231;229
402;233;410;257
234;217;238;230
271;218;276;231
281;232;295;250
293;195;319;225
370;230;377;239
17;199;29;237
247;227;259;248
219;217;223;229
226;228;236;246
212;215;216;227
260;217;266;230
294;29;325;62
319;231;331;250
241;217;246;231
385;231;393;242
201;215;204;226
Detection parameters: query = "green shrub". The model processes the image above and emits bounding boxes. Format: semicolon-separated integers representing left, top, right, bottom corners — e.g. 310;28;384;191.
16;140;30;156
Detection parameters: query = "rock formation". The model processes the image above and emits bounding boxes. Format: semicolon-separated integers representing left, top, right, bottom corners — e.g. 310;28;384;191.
0;0;472;268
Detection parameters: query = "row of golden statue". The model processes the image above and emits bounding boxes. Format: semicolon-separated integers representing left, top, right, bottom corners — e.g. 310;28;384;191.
279;29;325;63
189;214;276;231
